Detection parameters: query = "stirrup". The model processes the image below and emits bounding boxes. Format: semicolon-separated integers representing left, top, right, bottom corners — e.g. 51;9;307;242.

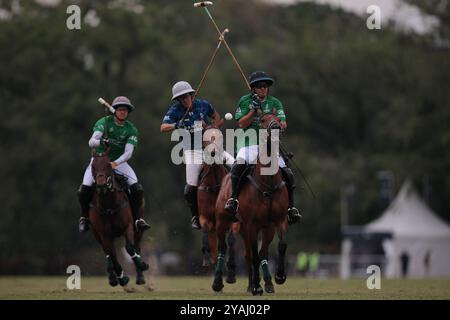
135;219;150;232
224;198;239;213
79;217;90;233
191;216;201;230
287;207;302;225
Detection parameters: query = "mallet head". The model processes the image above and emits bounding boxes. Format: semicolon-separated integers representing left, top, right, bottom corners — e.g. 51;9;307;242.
194;1;213;8
98;97;115;114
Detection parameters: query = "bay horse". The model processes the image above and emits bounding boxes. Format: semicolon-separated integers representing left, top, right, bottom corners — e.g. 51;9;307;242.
213;113;289;295
89;150;149;287
198;125;239;283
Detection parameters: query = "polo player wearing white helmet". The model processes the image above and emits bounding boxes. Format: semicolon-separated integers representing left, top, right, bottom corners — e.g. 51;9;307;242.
77;96;150;233
161;81;235;229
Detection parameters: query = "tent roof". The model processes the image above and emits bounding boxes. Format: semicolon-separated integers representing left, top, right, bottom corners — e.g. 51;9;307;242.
365;180;450;238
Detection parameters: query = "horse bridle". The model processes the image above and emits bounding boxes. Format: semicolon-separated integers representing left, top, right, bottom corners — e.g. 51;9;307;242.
93;155;115;193
260;112;281;131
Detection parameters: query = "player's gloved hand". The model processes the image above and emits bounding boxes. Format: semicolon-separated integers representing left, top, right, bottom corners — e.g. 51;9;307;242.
175;120;188;129
251;93;262;111
100;137;110;146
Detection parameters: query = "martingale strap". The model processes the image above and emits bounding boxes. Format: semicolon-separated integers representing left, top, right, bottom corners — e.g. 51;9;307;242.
90;200;129;216
247;175;285;198
198;184;221;193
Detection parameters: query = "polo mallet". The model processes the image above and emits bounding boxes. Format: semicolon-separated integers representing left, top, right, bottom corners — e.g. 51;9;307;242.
98;97;115;140
279;142;316;199
194;1;251;90
98;97;115;114
193;28;229;100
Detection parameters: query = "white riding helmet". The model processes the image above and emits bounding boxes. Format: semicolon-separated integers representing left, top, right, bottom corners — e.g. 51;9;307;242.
171;81;195;100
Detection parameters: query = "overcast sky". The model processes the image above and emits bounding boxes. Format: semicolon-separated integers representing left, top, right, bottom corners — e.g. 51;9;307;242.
266;0;439;34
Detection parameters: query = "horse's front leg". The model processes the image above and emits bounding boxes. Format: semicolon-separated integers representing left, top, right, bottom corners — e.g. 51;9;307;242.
212;223;227;292
251;239;263;296
102;237;129;287
275;226;288;285
125;224;149;285
201;226;212;267
226;231;237;284
260;226;276;294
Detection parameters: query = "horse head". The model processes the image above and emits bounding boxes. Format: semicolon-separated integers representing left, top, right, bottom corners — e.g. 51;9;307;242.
91;149;113;190
202;124;223;160
259;112;281;131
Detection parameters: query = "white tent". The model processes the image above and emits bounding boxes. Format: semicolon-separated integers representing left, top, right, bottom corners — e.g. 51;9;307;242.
365;180;450;278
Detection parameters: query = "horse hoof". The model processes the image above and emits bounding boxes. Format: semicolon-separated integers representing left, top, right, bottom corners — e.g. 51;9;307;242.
226;273;236;284
118;276;130;287
275;273;286;285
252;286;263;296
139;262;149;271
109;279;118;287
212;280;224;292
136;276;146;285
264;283;275;294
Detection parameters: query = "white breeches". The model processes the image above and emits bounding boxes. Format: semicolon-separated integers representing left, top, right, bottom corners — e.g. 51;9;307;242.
236;145;286;167
82;158;138;186
184;149;235;186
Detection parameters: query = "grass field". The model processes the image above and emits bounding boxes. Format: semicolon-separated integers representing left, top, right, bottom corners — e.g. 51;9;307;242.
1;276;449;300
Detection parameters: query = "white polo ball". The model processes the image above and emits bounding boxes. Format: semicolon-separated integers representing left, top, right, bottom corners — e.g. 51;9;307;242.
225;113;233;120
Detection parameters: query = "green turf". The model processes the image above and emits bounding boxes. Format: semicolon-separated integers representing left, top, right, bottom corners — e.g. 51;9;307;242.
0;276;449;300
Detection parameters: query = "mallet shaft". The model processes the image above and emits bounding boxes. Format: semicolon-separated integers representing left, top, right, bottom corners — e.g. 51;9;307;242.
203;7;251;90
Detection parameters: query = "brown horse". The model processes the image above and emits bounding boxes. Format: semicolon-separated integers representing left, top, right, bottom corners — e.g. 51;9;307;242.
198;126;239;283
89;151;149;287
213;113;289;295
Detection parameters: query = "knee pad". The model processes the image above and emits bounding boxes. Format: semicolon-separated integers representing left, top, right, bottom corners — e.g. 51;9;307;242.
130;183;144;195
130;183;144;205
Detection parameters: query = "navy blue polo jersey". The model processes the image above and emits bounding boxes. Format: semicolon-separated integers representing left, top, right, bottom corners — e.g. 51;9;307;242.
162;99;216;150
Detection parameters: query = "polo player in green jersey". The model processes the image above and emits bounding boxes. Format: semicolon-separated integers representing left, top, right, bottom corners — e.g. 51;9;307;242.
77;96;150;233
224;71;302;225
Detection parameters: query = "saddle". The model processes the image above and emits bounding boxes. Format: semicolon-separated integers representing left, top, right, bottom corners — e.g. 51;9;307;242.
244;165;286;198
114;172;129;192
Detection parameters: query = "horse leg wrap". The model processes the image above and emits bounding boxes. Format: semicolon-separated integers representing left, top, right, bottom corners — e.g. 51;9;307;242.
261;259;272;281
126;244;143;263
226;233;236;270
215;253;225;274
106;255;114;273
184;184;198;218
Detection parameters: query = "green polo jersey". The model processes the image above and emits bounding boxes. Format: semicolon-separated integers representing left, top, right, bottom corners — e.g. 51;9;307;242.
234;94;286;150
93;115;138;161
